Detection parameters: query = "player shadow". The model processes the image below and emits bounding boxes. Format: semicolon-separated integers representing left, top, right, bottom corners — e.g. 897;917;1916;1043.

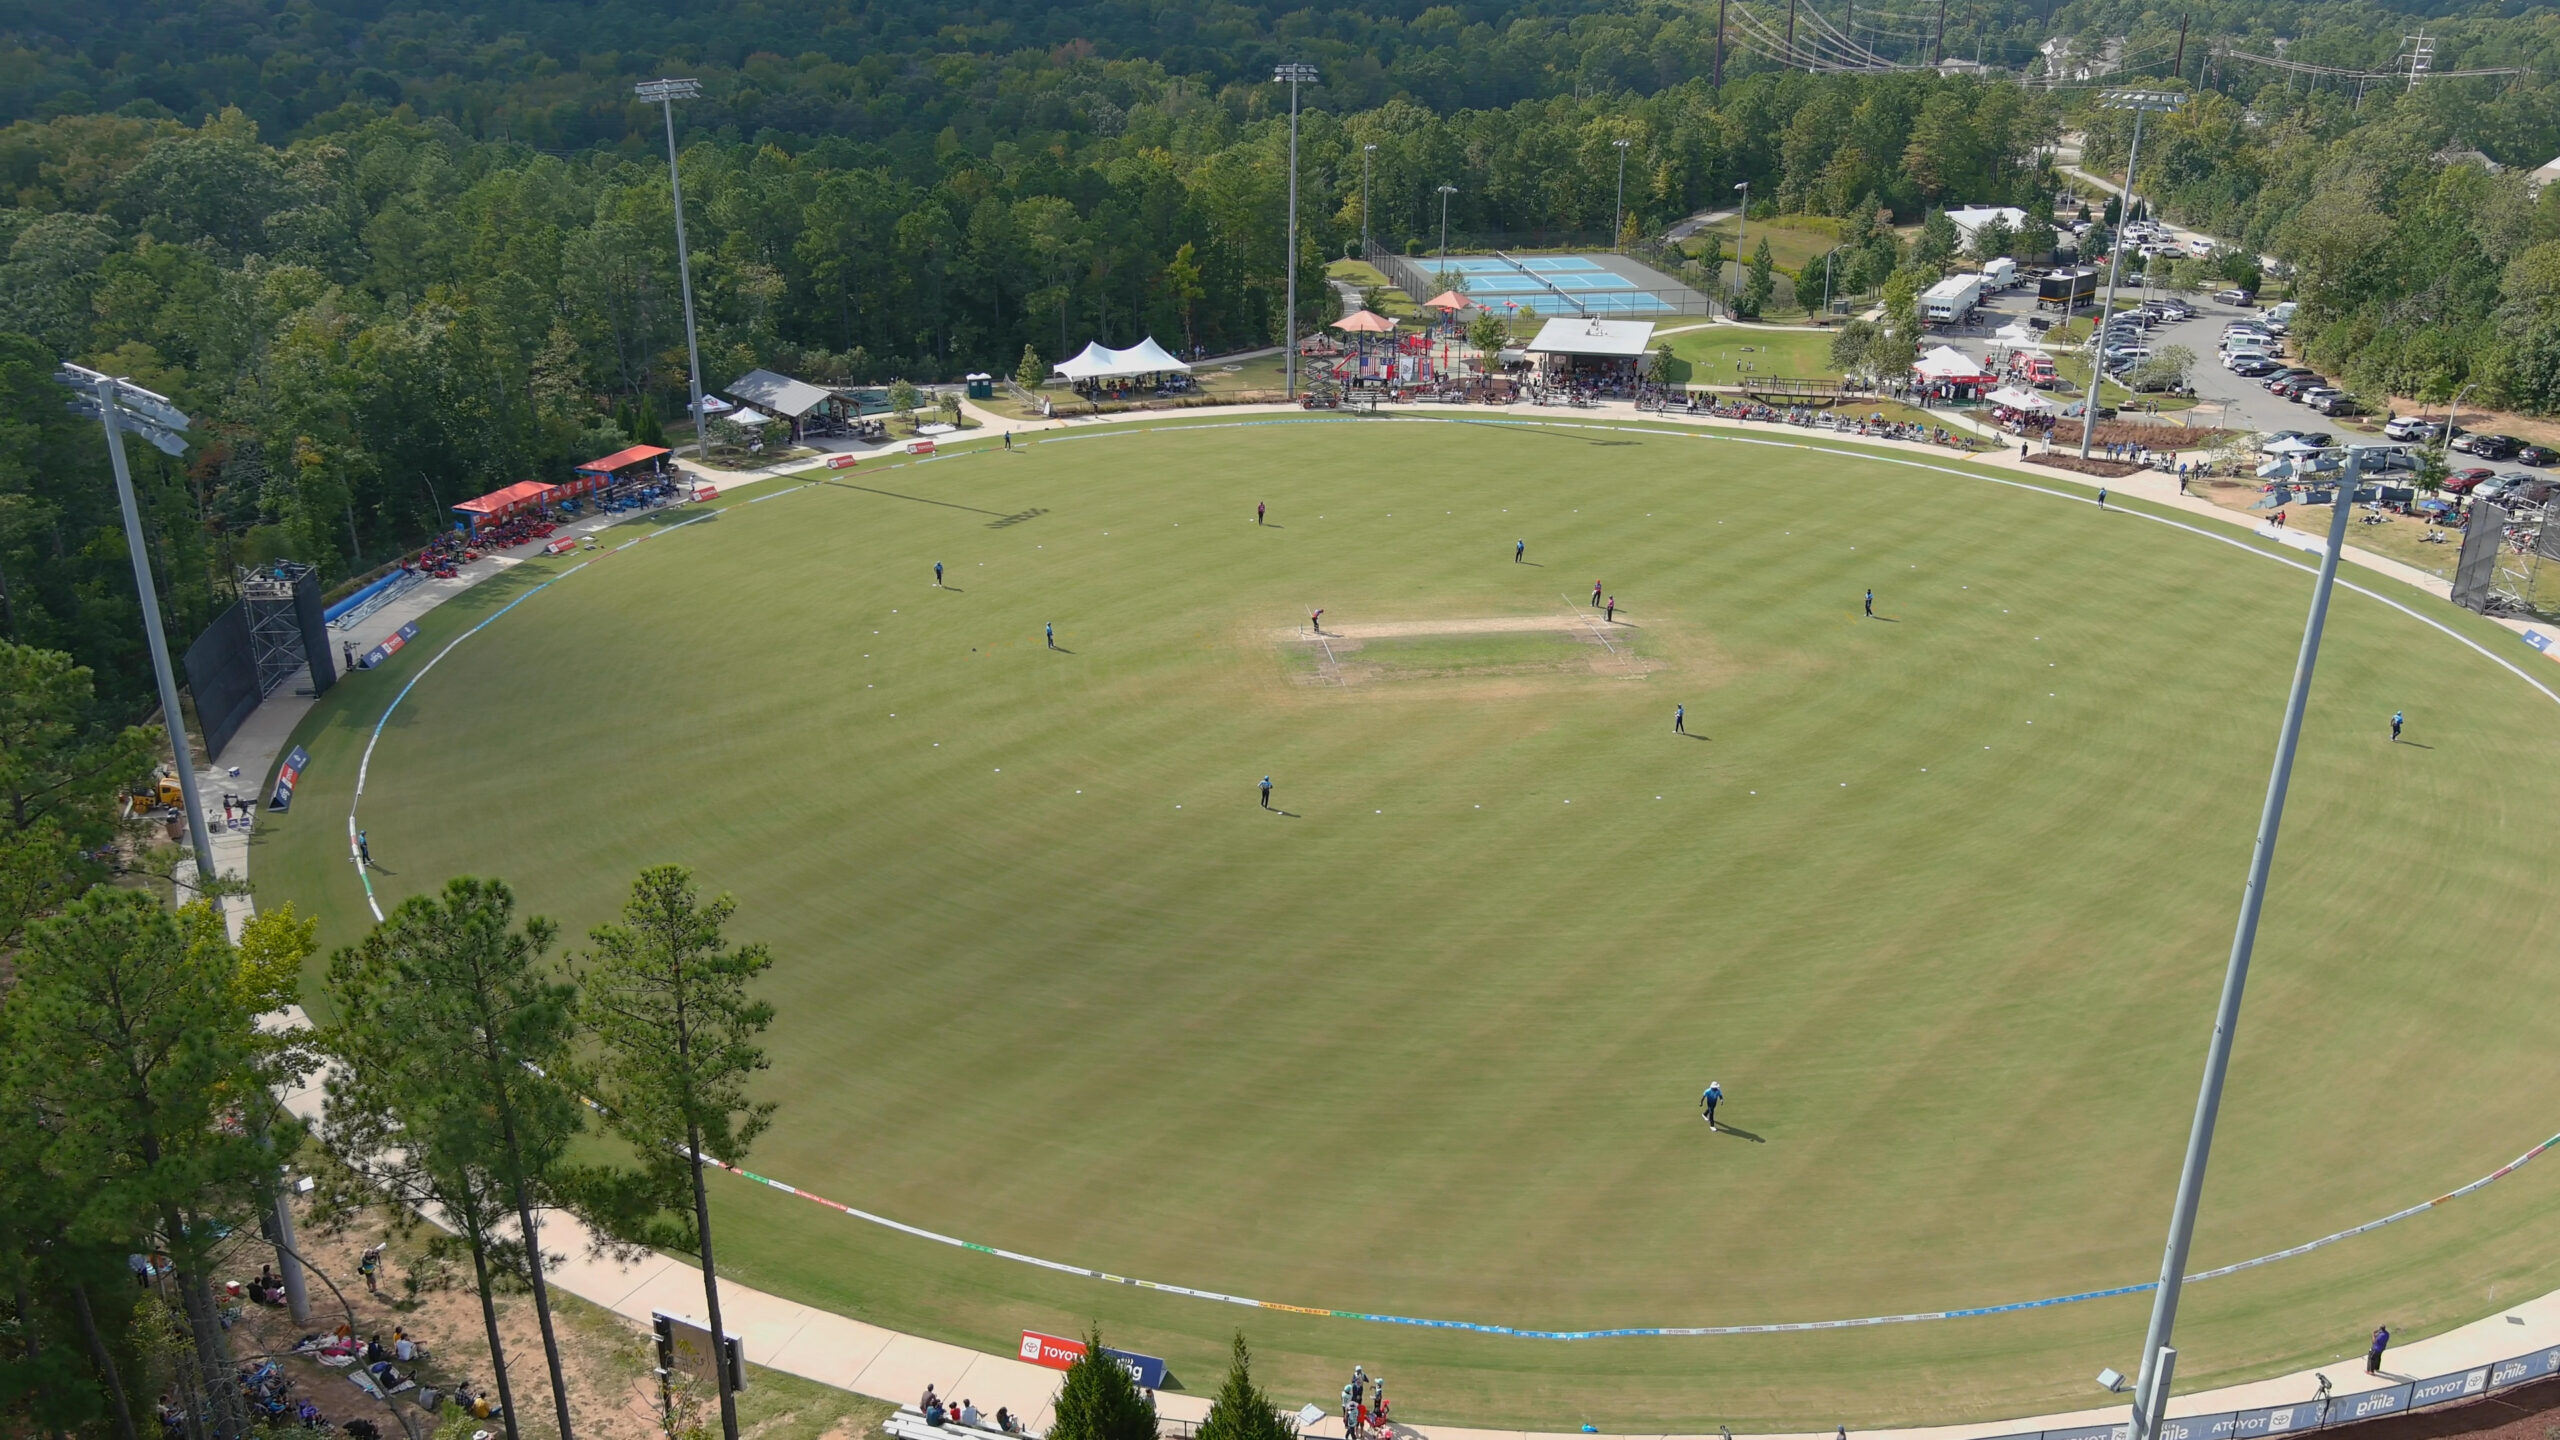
1048;645;1076;654
1713;1124;1768;1143
1602;619;1641;629
362;862;396;876
1516;559;1544;566
1868;615;1900;623
1260;522;1287;529
937;584;965;593
1265;808;1301;818
1680;731;1710;741
2392;739;2433;749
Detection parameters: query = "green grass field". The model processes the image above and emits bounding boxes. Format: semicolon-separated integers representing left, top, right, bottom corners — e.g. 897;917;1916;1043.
1659;325;1841;386
256;417;2560;1432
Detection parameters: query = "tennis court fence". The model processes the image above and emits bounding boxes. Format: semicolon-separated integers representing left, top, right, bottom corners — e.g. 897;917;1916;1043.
1367;245;1722;320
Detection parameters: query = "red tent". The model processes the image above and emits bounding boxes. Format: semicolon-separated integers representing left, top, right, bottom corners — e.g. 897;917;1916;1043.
454;481;553;523
574;444;670;477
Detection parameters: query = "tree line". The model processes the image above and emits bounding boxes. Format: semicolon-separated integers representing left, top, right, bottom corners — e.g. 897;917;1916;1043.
0;659;780;1440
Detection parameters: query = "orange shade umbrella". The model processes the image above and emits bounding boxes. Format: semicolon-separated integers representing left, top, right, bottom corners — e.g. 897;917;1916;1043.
1332;310;1398;333
1423;291;1472;311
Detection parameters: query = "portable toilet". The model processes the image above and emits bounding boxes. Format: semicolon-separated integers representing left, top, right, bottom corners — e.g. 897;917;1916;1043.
965;372;994;400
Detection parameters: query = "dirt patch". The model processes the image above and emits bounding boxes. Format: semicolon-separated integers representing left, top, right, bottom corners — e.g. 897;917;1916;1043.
2024;453;2143;478
217;1174;884;1440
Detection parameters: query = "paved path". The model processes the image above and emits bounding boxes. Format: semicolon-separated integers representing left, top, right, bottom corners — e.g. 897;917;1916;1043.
216;406;2560;1440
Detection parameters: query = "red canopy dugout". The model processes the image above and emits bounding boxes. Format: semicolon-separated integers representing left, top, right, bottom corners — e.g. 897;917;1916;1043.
575;443;671;480
454;480;555;530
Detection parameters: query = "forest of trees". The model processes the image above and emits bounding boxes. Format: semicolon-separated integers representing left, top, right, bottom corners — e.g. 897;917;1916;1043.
0;0;2555;722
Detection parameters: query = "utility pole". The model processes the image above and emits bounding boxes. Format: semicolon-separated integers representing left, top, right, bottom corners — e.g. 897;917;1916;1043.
2119;440;2368;1440
1715;0;1728;91
1437;184;1458;259
1845;0;1857;63
1787;0;1799;64
2174;15;2189;81
1275;63;1319;400
1933;0;1947;67
1361;143;1377;258
2076;90;2183;460
1613;139;1633;251
637;79;708;463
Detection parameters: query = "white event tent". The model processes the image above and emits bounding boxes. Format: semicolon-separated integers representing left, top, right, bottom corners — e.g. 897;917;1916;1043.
1054;338;1192;381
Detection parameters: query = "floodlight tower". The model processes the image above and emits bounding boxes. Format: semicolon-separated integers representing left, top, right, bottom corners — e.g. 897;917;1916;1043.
1613;138;1634;251
2117;440;2369;1440
1731;181;1750;302
1362;143;1378;257
56;361;318;1329
2076;89;2184;459
637;78;710;462
1437;184;1458;258
54;364;212;874
1275;62;1319;400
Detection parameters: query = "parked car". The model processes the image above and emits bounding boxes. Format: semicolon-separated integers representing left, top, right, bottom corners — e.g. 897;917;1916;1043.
2274;376;2326;398
2214;288;2256;305
2262;367;2315;387
2452;433;2521;460
2444;467;2493;494
2257;430;2329;452
2383;415;2449;442
2516;444;2558;467
2309;392;2361;417
2229;356;2281;377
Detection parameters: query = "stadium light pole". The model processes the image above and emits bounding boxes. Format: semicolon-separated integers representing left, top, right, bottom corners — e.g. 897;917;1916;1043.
1362;143;1378;258
54;363;214;877
1437;184;1458;259
1275;63;1318;401
59;360;324;1331
1731;181;1750;302
2121;441;2369;1440
637;78;710;464
1613;138;1633;251
2076;89;2184;460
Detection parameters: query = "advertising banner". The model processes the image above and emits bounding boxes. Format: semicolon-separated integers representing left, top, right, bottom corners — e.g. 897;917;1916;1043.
1017;1331;1168;1389
2409;1368;2489;1409
361;622;420;669
2490;1346;2560;1390
2337;1383;2413;1424
268;746;308;811
2161;1413;2230;1440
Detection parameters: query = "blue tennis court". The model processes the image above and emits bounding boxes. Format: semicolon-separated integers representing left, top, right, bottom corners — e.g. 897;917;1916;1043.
1432;253;1692;315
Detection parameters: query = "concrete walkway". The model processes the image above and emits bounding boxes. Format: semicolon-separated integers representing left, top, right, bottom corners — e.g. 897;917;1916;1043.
214;404;2560;1440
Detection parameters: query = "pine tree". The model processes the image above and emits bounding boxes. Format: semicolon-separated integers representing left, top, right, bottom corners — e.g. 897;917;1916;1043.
1049;1329;1158;1440
575;865;776;1440
1197;1333;1294;1440
1016;345;1045;389
635;396;667;447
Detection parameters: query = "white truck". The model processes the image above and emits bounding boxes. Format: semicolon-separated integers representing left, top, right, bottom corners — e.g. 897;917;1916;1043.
1923;273;1983;325
1979;257;2017;291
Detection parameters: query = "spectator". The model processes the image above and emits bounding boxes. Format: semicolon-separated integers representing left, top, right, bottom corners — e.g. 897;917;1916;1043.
960;1400;981;1427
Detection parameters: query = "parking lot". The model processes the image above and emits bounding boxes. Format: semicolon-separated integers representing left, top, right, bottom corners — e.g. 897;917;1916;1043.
1963;285;2317;437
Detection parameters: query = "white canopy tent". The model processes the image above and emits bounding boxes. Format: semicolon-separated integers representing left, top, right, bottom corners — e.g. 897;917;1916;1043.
1913;344;1997;383
1985;386;2057;413
1054;337;1192;381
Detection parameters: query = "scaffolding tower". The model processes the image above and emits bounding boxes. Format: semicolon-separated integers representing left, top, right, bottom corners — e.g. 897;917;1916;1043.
239;561;318;697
